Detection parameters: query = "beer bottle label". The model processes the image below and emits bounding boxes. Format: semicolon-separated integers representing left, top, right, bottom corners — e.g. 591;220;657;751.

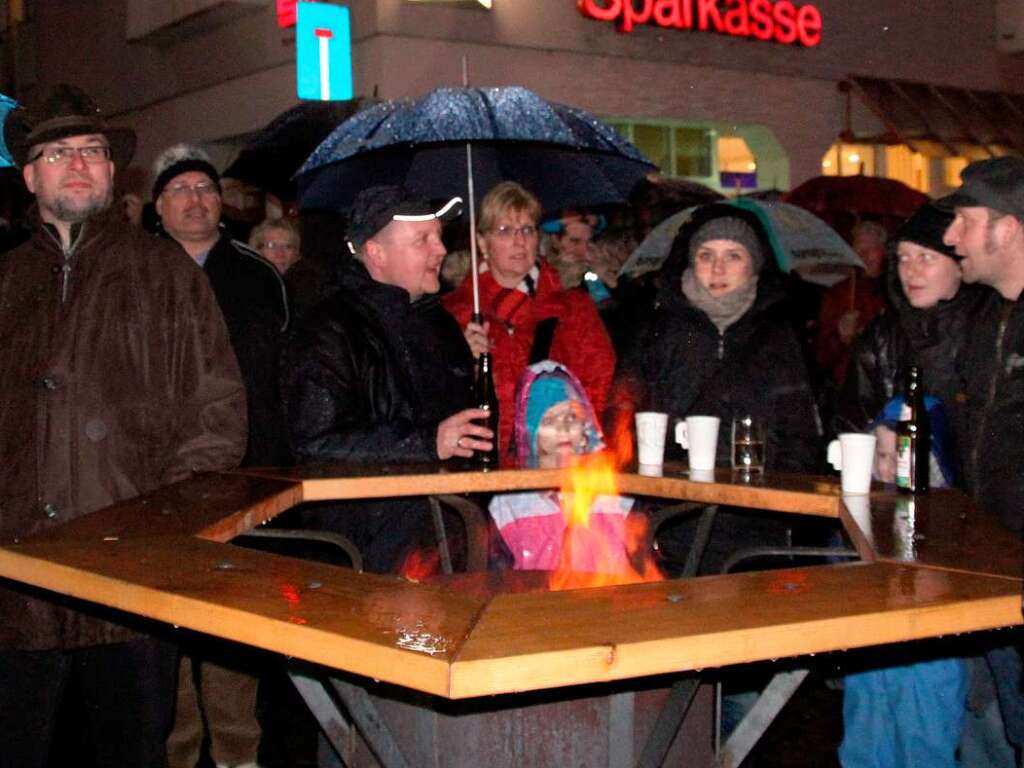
895;435;913;488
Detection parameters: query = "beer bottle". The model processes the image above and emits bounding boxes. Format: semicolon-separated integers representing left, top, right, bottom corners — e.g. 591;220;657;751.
895;366;930;494
474;351;500;466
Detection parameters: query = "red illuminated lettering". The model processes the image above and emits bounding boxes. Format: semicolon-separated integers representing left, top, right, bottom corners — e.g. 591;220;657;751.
797;3;822;46
772;1;798;44
577;0;823;47
748;0;774;40
277;0;297;28
620;0;654;32
697;0;723;31
723;0;751;36
578;0;623;22
653;0;690;28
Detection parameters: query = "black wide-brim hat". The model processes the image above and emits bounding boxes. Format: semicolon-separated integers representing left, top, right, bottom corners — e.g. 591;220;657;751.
4;84;136;168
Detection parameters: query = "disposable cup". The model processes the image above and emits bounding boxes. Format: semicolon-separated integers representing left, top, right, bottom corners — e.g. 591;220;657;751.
635;412;669;466
827;433;877;495
674;415;720;471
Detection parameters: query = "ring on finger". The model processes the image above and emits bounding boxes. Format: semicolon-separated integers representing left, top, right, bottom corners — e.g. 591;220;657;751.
456;436;465;448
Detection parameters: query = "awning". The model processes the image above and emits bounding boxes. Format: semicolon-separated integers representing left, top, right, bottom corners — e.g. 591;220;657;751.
841;75;1024;159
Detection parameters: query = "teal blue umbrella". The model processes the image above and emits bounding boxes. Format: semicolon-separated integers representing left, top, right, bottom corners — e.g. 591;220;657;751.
0;93;18;168
619;198;862;286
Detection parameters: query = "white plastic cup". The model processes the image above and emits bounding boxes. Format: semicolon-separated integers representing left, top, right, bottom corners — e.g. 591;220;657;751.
635;412;669;466
674;415;721;471
827;433;877;495
689;468;716;483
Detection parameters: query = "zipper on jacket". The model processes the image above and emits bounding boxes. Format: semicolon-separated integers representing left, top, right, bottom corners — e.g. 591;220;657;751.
717;332;725;361
59;259;72;304
43;223;84;305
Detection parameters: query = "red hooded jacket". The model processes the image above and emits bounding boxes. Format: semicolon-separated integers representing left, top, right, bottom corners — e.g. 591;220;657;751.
443;261;615;457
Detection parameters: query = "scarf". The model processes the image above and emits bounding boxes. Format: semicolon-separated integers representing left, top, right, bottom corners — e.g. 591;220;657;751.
681;267;759;334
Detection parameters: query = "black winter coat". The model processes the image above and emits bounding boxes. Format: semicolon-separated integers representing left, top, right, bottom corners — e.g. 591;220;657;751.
281;261;475;572
282;260;475;464
835;254;992;487
957;291;1024;533
613;205;821;473
201;234;290;466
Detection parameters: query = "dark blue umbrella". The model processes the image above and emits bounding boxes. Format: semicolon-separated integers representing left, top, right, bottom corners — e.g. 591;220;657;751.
296;86;656;213
223;99;372;201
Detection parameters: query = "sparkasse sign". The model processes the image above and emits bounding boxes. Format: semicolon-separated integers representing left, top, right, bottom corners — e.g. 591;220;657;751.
577;0;823;47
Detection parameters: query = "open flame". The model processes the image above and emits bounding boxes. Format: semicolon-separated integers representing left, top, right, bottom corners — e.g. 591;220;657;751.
399;547;441;582
547;431;663;591
402;406;662;590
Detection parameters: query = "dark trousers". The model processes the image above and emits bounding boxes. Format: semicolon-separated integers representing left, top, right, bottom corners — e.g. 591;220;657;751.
0;637;177;768
987;642;1024;763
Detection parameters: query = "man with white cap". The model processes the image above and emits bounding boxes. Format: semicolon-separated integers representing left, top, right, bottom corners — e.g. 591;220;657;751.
282;185;492;573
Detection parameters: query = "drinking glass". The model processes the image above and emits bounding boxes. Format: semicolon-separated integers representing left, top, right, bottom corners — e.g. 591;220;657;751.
732;415;766;473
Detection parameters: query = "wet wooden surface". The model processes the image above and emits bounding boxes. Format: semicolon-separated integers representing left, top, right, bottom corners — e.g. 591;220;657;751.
0;466;1019;699
25;472;303;543
839;490;1024;579
448;561;1021;698
238;459;844;516
0;534;479;695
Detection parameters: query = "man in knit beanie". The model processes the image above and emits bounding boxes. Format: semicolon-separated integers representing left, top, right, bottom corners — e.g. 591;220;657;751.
154;143;287;768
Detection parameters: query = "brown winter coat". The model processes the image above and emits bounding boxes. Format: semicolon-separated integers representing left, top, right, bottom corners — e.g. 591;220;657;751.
0;208;247;650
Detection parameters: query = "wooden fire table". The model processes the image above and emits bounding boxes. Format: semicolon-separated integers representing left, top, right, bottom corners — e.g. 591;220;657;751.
0;462;1020;765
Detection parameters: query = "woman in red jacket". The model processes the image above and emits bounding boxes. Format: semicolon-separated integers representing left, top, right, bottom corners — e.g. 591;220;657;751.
443;182;615;458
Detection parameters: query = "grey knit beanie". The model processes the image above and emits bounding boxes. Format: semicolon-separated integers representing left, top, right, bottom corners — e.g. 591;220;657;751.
689;217;764;271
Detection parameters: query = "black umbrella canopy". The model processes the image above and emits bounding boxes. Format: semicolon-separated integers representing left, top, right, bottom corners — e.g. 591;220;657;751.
224;99;372;201
295;86;656;214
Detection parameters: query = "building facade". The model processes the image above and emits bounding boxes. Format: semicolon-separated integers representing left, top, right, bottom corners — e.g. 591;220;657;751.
6;0;1024;198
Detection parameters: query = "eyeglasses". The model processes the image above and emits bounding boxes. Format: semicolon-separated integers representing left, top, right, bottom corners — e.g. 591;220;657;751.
259;240;297;252
30;145;111;165
163;181;219;199
491;224;538;240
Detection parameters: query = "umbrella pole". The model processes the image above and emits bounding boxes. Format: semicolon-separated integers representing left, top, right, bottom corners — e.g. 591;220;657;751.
463;55;482;323
468;142;481;322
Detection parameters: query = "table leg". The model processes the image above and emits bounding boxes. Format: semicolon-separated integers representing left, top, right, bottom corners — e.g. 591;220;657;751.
717;668;809;768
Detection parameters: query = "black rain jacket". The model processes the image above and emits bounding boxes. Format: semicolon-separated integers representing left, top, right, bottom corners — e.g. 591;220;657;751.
612;204;821;473
834;247;992;487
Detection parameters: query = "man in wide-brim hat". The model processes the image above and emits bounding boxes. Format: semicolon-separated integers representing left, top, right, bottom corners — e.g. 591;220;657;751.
3;84;135;248
0;85;247;768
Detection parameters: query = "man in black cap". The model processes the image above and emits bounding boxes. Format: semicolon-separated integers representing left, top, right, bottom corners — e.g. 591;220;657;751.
940;156;1024;530
941;155;1024;763
0;86;247;767
282;185;492;573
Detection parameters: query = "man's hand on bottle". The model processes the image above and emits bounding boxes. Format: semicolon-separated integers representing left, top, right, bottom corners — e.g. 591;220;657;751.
437;408;495;459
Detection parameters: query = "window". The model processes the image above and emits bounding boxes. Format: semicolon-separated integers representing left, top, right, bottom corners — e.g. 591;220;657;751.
605;118;784;193
944;157;968;189
820;142;877;177
821;141;957;195
674;127;713;178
